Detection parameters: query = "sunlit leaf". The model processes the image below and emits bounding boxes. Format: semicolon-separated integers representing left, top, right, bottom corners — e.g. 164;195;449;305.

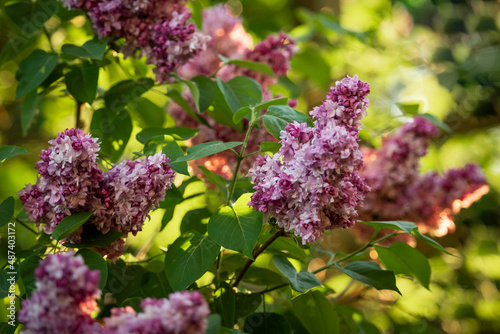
61;39;107;60
0;146;28;164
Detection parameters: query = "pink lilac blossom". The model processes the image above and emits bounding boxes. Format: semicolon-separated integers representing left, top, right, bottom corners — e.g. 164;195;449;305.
248;75;371;244
103;291;210;334
61;0;209;82
19;252;102;334
19;130;175;260
355;117;488;243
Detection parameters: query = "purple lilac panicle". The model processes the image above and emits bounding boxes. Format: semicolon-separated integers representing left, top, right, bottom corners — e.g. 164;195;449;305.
248;75;370;244
103;291;210;334
19;252;102;334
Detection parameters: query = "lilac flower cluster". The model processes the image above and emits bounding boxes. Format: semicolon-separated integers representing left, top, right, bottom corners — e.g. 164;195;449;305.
248;75;371;244
103;292;210;334
18;129;175;260
19;252;102;334
356;117;489;242
19;253;210;334
61;0;209;82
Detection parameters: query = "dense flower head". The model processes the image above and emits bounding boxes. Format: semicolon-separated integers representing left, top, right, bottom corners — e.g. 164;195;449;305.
19;129;175;260
103;291;210;334
356;118;488;242
62;0;209;82
19;252;102;334
248;76;370;244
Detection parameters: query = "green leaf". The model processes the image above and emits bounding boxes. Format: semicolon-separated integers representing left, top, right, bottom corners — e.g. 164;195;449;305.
253;97;288;111
20;255;41;297
335;261;401;294
162;139;189;175
244;313;292;334
64;227;123;248
21;89;39;136
221;57;275;77
292;290;340;334
164;232;220;291
208;193;263;259
15;50;58;99
90;108;132;162
167;89;211;127
272;255;322;293
413;229;451;254
128;97;166;128
214;282;236;328
241;267;285;286
51;211;94;241
65;61;99;104
233;107;252;124
198;166;228;198
141;270;173;298
263;105;313;139
217;77;262;113
171;74;201;112
375;242;431;289
104;78;154;110
0;146;28;164
235;293;262;320
61;39;107;60
136;127;199;144
419;113;452;134
0;270;10;299
0;197;15;229
208;86;241;131
106;262;145;304
5;0;58;36
180;209;211;235
191;75;217;112
397;102;420;115
172;141;242;163
76;249;107;290
259;141;281;153
291;45;331;88
359;220;417;235
206;314;221;334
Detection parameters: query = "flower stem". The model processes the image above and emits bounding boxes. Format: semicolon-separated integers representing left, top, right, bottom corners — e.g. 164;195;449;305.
232;229;285;288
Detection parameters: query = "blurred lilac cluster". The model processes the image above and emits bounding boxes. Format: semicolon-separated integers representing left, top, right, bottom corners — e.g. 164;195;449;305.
248;75;371;244
19;253;210;334
171;5;297;179
356;116;489;243
19;252;102;334
62;0;209;82
18;129;175;260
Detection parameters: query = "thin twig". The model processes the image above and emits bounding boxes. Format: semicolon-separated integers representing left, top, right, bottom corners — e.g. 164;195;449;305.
14;217;39;235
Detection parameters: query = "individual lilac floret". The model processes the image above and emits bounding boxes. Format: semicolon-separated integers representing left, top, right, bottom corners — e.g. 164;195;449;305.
248;76;371;244
61;0;209;82
103;291;210;334
19;252;102;334
97;152;176;235
18;129;103;233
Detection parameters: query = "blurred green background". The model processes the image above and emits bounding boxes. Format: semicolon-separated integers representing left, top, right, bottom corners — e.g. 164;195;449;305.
1;0;499;333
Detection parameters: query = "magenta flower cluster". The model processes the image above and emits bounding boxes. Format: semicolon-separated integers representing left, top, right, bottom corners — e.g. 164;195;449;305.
19;252;102;334
62;0;209;82
18;129;175;259
357;116;489;240
248;75;371;244
103;292;210;334
19;253;210;334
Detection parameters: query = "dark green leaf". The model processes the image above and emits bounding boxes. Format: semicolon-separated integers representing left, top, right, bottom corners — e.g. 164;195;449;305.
172;141;242;163
90;108;132;162
191;75;217;112
205;314;221;334
51;211;94;241
5;0;58;36
253;97;288;111
171;74;201;112
292;290;340;334
76;249;107;290
104;78;154;110
208;86;241;131
61;39;107;60
235;293;262;320
233;107;252;124
167;89;211;127
214;282;236;328
0;146;28;164
0;197;15;229
136;127;199;144
180;208;211;235
20;255;41;297
241;267;286;286
162;139;189;175
208;193;263;259
141;271;173;298
244;313;291;334
259;142;281;153
336;261;401;294
106;262;145;304
263;105;313;140
375;242;431;289
217;77;262;113
413;229;451;254
66;61;99;104
21;89;39;136
272;255;322;293
64;227;124;248
419;113;452;134
127;97;166;128
359;220;417;235
15;50;58;99
164;232;220;291
0;270;10;299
